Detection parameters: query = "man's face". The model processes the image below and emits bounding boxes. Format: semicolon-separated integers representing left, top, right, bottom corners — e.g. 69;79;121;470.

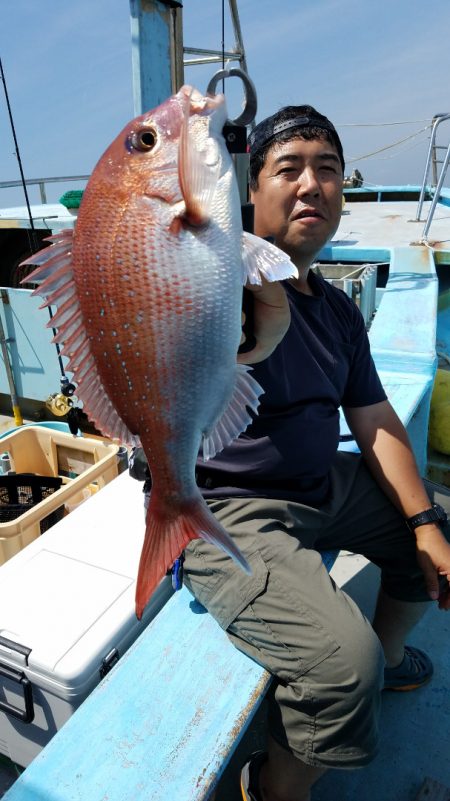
250;136;343;269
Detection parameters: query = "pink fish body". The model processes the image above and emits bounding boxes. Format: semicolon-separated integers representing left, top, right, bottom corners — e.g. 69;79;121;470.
23;87;297;617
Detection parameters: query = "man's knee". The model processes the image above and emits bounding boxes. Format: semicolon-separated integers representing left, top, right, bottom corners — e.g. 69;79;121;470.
269;619;384;768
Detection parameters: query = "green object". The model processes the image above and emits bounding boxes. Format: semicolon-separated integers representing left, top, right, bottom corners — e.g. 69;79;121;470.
59;190;84;209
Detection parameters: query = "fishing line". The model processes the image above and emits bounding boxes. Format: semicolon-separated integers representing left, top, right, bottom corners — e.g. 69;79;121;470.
0;56;68;383
221;0;225;92
0;57;39;254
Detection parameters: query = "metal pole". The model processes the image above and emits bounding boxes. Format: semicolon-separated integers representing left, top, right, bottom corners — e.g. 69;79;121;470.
0;296;23;426
421;141;450;242
416;113;450;221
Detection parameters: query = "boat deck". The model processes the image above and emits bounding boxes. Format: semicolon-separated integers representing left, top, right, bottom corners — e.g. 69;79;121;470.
332;198;450;254
1;194;450;799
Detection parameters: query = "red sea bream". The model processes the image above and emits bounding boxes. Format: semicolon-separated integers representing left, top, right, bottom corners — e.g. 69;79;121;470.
22;86;297;617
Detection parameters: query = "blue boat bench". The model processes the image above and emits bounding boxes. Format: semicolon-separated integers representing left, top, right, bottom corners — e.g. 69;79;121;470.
4;247;438;801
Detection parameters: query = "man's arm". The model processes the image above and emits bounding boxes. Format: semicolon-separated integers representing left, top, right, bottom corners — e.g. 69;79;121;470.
344;399;450;609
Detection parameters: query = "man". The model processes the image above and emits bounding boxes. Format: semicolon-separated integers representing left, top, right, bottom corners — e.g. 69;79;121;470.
132;106;450;801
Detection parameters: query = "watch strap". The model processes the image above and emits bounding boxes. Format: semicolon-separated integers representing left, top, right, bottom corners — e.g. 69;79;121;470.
406;503;447;532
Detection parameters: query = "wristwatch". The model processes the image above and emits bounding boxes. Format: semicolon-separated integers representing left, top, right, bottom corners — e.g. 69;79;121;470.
405;503;448;533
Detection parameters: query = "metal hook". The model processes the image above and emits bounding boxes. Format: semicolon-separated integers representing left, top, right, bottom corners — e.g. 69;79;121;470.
206;67;257;127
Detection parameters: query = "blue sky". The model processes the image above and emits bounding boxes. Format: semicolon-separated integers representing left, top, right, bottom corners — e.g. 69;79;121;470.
1;0;450;207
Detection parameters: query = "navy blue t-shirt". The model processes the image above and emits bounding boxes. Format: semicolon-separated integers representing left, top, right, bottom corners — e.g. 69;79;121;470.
196;270;387;506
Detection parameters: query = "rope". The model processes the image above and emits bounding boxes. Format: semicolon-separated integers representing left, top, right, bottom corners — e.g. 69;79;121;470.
360;134;431;163
346;124;432;164
338;119;432;127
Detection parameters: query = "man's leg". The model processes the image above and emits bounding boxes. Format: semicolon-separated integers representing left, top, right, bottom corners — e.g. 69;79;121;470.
184;497;384;801
316;460;450;687
372;479;450;668
259;735;326;801
372;589;430;667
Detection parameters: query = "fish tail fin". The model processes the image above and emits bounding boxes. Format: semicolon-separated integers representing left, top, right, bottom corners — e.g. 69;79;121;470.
135;492;250;619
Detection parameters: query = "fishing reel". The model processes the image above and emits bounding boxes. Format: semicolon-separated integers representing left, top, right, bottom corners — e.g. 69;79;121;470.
46;376;76;416
45;393;74;417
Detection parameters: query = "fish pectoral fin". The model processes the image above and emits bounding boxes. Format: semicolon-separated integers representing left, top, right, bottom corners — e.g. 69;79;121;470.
241;231;299;285
178;94;221;226
202;363;263;461
135;492;250;619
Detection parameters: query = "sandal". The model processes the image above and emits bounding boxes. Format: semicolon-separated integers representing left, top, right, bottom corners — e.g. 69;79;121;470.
240;751;267;801
383;645;433;691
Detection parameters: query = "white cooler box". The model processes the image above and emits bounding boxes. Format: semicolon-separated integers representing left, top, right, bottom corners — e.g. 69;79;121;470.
0;471;172;767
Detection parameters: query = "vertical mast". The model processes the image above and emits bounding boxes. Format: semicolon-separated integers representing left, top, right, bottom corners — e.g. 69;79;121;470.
129;0;184;116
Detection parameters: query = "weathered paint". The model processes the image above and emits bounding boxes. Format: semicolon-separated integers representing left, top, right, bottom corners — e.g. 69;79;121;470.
369;247;437;371
369;247;438;474
2;586;271;801
129;0;177;116
334;246;438;475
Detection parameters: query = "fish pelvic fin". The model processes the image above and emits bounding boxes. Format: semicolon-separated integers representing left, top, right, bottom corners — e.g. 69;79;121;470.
241;231;299;285
202;363;263;461
177;89;221;227
135;491;250;619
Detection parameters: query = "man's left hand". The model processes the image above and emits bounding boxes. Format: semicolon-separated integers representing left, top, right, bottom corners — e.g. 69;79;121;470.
415;526;450;609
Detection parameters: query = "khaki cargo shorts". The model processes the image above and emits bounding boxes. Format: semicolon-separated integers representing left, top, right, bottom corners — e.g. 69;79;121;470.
182;452;450;768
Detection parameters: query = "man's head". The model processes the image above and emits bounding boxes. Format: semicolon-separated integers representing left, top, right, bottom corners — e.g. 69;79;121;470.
248;105;345;190
248;106;344;272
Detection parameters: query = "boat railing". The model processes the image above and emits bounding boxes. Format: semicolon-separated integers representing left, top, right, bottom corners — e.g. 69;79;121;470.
415;112;450;241
0;174;90;206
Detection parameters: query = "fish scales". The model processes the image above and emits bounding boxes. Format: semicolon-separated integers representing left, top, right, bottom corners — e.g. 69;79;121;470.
22;86;297;618
75;215;240;491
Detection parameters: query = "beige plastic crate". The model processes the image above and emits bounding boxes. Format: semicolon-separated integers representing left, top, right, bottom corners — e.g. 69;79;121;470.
0;426;119;564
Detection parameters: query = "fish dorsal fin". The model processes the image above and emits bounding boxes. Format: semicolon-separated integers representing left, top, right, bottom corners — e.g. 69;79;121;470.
241;231;299;285
21;233;139;447
178;93;221;227
202;363;264;461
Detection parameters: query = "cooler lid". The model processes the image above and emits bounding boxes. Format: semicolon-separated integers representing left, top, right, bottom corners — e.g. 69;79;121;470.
0;548;132;678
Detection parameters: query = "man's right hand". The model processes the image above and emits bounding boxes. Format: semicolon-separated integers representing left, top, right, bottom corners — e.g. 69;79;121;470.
237;278;291;364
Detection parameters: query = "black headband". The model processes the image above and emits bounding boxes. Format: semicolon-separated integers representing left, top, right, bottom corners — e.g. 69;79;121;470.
248;111;345;171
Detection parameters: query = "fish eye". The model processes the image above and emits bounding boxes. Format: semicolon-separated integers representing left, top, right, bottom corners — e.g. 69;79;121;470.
130;128;157;152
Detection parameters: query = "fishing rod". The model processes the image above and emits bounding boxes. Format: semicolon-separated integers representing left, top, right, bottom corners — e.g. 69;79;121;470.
0;56;26;425
0;57;78;431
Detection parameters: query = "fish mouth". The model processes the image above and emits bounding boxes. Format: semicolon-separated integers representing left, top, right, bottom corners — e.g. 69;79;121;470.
178;85;225;117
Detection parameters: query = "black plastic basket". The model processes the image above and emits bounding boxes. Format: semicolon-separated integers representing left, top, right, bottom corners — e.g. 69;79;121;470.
0;474;64;534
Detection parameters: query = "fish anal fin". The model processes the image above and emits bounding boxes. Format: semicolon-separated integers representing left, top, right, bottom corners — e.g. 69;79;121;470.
135;491;250;619
202;363;264;461
241;231;299;285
